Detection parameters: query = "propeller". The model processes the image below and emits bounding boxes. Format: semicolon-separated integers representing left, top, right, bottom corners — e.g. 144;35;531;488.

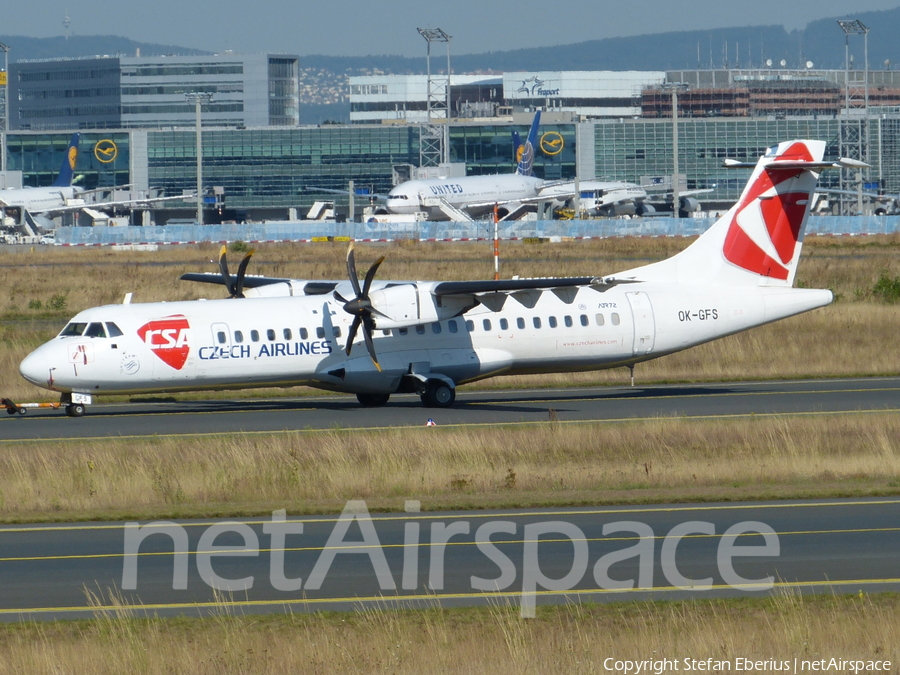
334;244;386;371
218;244;255;298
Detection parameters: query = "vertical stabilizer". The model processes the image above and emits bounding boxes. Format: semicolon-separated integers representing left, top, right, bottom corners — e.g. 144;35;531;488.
615;140;829;287
514;111;541;176
51;133;81;188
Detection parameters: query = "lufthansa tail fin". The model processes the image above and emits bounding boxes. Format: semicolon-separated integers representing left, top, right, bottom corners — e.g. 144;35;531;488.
51;133;80;188
615;140;861;288
513;111;541;176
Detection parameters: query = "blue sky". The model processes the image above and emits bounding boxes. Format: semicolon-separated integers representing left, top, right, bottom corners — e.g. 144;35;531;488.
4;0;900;57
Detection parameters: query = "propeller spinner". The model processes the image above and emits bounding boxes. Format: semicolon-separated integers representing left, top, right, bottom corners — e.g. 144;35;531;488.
334;244;386;371
218;245;255;298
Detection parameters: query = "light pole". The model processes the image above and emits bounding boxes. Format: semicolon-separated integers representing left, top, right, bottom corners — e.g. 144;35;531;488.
837;19;870;215
185;92;212;225
0;41;9;174
661;82;689;218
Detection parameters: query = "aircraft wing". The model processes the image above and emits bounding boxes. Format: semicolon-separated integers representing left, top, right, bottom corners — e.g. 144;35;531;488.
432;276;638;297
34;193;197;216
304;187;390;201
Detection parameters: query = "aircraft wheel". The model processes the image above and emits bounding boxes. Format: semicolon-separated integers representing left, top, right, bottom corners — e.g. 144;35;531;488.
356;392;390;407
6;408;17;415
66;403;86;418
18;408;26;415
421;380;455;408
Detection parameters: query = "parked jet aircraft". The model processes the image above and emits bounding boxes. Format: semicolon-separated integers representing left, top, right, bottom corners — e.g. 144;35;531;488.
537;179;712;218
18;140;862;417
0;134;81;213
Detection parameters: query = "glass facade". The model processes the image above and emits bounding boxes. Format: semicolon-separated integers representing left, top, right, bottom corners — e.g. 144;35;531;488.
6;132;130;190
594;118;848;201
147;126;419;210
450;122;577;181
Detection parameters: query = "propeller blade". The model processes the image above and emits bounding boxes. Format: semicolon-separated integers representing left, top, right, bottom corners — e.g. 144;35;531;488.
346;245;362;298
233;249;255;299
345;316;361;356
333;290;349;304
218;245;234;296
361;256;385;297
362;315;381;372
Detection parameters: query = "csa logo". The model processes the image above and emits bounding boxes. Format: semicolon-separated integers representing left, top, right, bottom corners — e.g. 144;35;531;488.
137;315;191;370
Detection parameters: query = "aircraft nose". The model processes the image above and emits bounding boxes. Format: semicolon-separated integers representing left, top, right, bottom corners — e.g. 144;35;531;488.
19;349;51;388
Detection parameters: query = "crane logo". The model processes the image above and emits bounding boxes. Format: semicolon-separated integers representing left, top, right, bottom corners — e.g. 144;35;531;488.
94;139;118;163
137;316;191;370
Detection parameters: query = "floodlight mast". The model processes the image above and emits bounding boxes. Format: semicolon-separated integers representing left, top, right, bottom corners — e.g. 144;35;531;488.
417;27;451;168
837;19;870;215
661;82;689;219
185;92;213;225
0;41;9;174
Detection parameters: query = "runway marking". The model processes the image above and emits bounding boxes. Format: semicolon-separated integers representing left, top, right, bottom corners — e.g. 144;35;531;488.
2;523;899;563
3;577;900;617
3;406;900;445
1;497;899;534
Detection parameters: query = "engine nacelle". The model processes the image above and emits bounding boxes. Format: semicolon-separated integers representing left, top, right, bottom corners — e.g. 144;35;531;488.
679;197;700;213
634;202;656;217
366;283;473;329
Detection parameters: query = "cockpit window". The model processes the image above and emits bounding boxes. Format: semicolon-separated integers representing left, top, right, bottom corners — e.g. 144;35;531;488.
84;322;107;338
388;194;407;200
106;322;124;337
60;322;87;337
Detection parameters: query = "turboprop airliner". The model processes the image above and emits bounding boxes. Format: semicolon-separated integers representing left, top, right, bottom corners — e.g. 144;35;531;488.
18;140;863;417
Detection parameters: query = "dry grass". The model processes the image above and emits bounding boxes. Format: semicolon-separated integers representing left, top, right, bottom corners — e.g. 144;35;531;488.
1;413;899;522
3;236;900;401
0;592;896;674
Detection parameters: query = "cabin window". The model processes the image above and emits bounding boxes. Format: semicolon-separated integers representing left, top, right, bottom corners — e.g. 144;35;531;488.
60;322;87;337
316;327;325;339
267;329;276;341
611;313;620;325
549;316;558;329
234;330;244;343
595;314;605;326
564;315;573;328
482;319;492;331
106;322;124;337
216;331;227;345
299;327;308;340
448;320;458;334
416;325;426;335
283;328;292;340
382;330;390;336
580;314;589;327
517;317;525;330
251;330;260;342
533;317;542;329
333;326;342;338
432;322;442;334
466;320;474;332
499;318;509;330
399;327;408;335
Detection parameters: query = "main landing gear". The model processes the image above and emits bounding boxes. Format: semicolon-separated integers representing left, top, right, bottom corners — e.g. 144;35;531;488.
421;380;455;408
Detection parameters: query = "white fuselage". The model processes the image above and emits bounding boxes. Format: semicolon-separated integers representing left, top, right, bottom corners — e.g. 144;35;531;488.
386;175;543;219
19;282;832;398
0;186;79;213
537;181;650;216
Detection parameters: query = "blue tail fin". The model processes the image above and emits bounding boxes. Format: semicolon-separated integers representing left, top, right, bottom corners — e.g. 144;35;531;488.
514;111;541;176
51;133;80;187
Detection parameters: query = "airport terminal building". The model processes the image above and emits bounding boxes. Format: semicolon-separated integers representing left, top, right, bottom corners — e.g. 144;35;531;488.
3;61;899;223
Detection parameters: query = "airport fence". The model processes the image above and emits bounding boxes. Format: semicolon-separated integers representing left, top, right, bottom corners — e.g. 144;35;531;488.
52;216;900;246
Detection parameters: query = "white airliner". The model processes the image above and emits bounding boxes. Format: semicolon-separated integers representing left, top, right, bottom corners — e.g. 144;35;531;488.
18;140;862;417
0;134;82;213
382;112;550;220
